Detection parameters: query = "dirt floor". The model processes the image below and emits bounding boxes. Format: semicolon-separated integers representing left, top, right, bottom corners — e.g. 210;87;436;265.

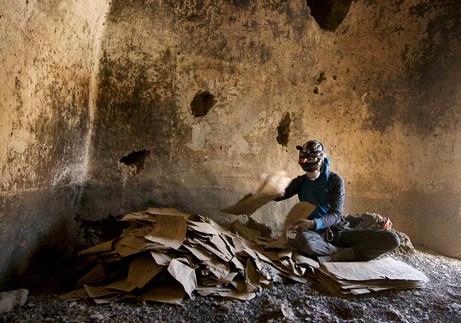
1;246;460;323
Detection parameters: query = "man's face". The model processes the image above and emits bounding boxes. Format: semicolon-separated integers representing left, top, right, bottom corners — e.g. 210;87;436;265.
298;154;323;173
296;140;326;179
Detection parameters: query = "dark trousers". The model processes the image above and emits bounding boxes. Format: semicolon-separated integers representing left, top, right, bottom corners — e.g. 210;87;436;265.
291;229;400;261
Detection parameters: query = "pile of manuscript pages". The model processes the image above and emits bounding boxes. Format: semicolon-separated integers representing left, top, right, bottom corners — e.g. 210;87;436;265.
317;257;429;298
62;207;319;304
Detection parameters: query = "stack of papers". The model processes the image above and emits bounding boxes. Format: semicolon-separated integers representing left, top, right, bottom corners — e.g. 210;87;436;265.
63;207;319;304
316;257;429;297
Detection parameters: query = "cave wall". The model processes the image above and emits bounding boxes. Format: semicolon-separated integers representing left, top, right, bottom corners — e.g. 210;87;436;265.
0;0;110;282
82;0;461;258
1;0;459;285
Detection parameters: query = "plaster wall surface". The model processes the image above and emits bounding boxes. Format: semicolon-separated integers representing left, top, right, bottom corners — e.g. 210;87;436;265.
83;0;461;258
1;0;460;285
0;0;110;281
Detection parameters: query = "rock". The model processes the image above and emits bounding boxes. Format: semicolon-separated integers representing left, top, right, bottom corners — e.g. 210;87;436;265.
90;313;105;320
281;303;295;320
0;289;29;314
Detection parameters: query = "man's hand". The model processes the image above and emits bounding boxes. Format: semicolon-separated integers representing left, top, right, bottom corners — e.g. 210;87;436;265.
291;219;316;231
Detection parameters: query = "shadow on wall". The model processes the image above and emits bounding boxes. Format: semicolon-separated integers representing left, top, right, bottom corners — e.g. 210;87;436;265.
0;219;75;292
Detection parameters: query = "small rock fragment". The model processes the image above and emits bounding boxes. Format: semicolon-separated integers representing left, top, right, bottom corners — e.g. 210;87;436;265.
0;289;29;314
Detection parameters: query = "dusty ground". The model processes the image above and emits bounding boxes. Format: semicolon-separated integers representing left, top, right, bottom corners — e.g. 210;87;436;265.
1;246;460;323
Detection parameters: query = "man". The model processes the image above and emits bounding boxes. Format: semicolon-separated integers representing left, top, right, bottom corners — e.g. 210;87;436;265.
276;140;400;262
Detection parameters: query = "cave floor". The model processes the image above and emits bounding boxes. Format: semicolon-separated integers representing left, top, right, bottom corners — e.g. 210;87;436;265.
1;248;460;323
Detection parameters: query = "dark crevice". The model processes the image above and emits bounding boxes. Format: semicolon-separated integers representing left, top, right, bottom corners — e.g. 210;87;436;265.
315;71;327;85
119;149;151;174
190;90;216;117
306;0;352;32
276;112;291;146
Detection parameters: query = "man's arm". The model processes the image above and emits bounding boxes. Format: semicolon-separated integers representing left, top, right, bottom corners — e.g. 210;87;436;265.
274;175;304;201
312;173;345;230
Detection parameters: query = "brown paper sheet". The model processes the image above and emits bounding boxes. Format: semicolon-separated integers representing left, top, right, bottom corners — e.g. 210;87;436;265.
144;214;187;249
207;258;232;280
127;253;164;288
105;279;137;292
189;237;232;262
195;287;256;301
113;240;143;257
183;244;212;262
120;212;156;224
83;285;120;299
293;252;320;269
76;264;108;288
244;259;260;292
150;250;173;266
78;240;114;256
221;181;281;216
322;257;429;282
167;259;197;298
146;207;191;218
142;282;186;305
118;235;153;251
60;288;88;300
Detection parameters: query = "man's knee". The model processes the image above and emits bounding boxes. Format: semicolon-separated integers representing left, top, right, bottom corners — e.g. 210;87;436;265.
292;231;332;256
352;230;401;261
293;232;317;255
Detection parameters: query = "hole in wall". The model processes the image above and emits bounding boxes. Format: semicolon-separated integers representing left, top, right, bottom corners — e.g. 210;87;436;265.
276;112;291;146
119;149;151;174
306;0;352;32
315;71;327;85
75;214;128;249
190;90;216;117
232;0;252;8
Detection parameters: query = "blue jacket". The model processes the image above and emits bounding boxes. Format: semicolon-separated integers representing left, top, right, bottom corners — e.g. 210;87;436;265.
276;158;345;230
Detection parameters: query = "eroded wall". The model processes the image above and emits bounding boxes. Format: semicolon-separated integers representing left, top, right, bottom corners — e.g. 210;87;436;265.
0;0;110;281
82;0;461;258
2;0;458;284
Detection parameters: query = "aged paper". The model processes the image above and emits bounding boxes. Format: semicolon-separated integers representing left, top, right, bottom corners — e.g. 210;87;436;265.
113;240;143;257
83;285;119;299
167;259;197;298
144;214;187;250
323;257;429;282
195;287;256;301
120;211;156;224
221;172;291;215
317;257;430;297
78;240;114;256
118;235;152;251
244;259;260;292
221;188;278;216
206;258;232;280
183;244;212;262
189;237;232;262
146;207;191;218
76;264;108;288
105;279;137;292
60;288;88;300
150;250;173;266
127;253;164;288
142;281;185;305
